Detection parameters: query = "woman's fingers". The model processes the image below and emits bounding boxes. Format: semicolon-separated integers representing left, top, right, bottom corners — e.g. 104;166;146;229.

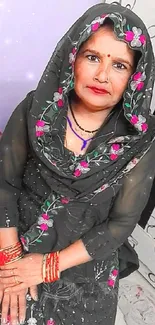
10;294;18;325
0;268;18;277
0;284;4;304
1;292;10;324
29;285;38;301
18;290;27;324
0;275;21;285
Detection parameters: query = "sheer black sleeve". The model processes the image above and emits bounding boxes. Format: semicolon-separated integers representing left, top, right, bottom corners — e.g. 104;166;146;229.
0;93;32;227
82;140;155;260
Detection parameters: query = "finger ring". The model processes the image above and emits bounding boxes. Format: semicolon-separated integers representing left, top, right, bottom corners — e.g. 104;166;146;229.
14;276;20;284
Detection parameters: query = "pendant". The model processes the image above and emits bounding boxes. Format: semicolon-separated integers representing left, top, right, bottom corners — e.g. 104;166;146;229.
81;140;87;150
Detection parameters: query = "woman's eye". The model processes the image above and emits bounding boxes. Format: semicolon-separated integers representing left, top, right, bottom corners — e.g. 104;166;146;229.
114;62;127;70
86;55;99;62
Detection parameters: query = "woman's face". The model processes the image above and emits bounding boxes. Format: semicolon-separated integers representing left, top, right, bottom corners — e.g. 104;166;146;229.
74;26;135;111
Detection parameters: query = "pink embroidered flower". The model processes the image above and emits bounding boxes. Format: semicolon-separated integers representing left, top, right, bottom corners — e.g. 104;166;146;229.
20;236;27;246
69;47;77;64
38;213;53;231
130;115;139;125
73;169;82;177
131;71;146;92
36;120;50;137
112;269;119;276
132;158;138;165
94;183;109;194
110;153;118;161
57;99;64;107
53;88;64;107
110;143;124;161
108;279;115;287
101;185;107;191
58;87;63;94
125;30;134;42
111;144;120;151
130;114;148;132
40;224;48;231
101;14;107;18
80;161;89;168
141;123;148;132
139;34;146;45
61;197;70;204
125;27;146;47
107;268;118;288
91;22;100;32
36;120;45;137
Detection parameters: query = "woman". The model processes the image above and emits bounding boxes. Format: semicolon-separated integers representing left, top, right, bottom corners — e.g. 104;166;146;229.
0;2;155;325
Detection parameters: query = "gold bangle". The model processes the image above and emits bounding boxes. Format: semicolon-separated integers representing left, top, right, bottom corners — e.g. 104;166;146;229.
42;254;47;282
5;254;24;265
0;242;21;252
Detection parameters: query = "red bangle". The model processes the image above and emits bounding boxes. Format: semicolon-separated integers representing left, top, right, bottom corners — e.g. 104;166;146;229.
42;252;60;283
0;242;23;266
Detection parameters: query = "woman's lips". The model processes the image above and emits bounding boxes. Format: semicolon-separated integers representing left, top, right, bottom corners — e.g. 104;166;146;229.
87;86;109;95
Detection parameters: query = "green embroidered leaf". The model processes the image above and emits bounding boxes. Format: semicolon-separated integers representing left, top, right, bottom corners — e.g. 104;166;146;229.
125;103;131;108
127;24;130;31
70;80;74;88
137;93;143;100
122;18;126;26
46;201;51;207
126;113;132;117
103;160;109;163
119;33;124;37
41;107;46;110
36;239;42;243
46;100;52;104
53;103;58;112
94;151;99;157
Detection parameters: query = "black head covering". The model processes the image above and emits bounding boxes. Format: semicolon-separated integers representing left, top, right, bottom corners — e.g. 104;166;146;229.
28;2;155;197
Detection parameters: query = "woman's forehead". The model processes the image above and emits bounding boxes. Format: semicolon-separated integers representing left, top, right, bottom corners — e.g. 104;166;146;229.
80;27;134;59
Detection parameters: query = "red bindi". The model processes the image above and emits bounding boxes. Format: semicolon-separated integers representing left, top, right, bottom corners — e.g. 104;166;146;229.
107;54;111;57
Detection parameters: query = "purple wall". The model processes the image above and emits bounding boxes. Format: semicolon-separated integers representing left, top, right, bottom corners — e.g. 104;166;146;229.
0;0;99;130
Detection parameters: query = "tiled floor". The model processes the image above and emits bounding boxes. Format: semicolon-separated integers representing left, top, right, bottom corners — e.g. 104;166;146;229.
115;271;155;325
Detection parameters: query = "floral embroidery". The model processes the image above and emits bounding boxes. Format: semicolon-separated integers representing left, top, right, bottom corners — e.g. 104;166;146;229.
91;21;100;32
125;27;146;47
38;213;54;231
131;72;146;91
107;268;119;288
110;143;124;161
61;197;70;204
53;87;64;107
73;161;90;177
94;183;109;194
47;319;55;325
36;120;50;137
130;114;148;132
27;317;37;325
69;47;77;68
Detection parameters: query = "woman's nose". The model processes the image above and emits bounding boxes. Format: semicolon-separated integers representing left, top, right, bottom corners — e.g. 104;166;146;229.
94;63;110;83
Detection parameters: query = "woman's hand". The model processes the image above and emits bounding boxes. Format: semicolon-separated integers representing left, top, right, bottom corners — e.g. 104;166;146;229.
0;254;43;293
1;286;38;325
1;289;27;325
